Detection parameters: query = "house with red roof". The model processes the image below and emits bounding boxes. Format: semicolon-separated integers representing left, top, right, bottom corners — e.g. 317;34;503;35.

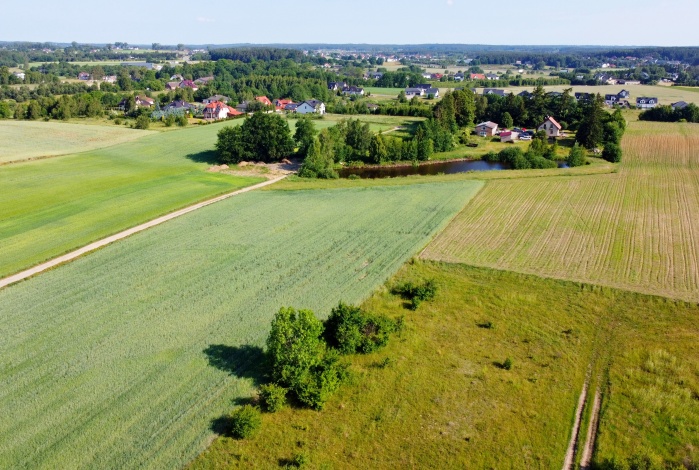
255;96;273;107
179;80;198;91
203;101;242;120
273;99;294;111
538;116;562;138
469;73;486;80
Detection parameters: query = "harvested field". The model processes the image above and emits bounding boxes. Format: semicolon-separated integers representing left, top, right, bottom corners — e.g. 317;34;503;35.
0;120;153;163
0;181;482;469
422;121;699;302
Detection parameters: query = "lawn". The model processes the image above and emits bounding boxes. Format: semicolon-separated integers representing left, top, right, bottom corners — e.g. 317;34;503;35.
0;181;483;470
294;113;424;134
190;262;699;469
0;121;262;278
422;120;699;303
0;120;154;164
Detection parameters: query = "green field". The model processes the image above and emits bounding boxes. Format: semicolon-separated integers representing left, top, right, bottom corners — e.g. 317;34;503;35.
0;121;262;279
423;121;699;303
0;120;154;163
191;262;699;469
0;181;483;469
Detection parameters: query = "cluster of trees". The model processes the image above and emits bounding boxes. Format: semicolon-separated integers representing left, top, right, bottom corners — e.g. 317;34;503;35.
208;47;308;63
484;135;559;170
576;95;626;162
215;113;294;163
639;103;699;123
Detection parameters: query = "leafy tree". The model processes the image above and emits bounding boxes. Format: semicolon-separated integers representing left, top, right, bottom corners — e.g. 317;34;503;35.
602;143;622;163
215;113;294;164
344;119;372;161
451;88;476;127
216;126;247;163
229;405;261;439
501;111;514;129
293;116;317;157
135;114;150;129
324;302;396;354
117;70;131;91
0;101;11;119
369;133;388;163
298;138;338;179
567;142;587;167
576;94;605;149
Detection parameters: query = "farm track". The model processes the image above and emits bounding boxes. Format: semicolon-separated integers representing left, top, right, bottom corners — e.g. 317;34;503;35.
562;369;591;470
580;387;602;469
0;175;288;290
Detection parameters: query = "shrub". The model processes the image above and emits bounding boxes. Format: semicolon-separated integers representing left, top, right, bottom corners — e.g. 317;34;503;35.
602;143;622;163
135;114;150;130
503;358;513;370
324;302;396;354
176;114;188;127
113;118;122;125
294;349;347;410
567;143;587;167
259;383;287;412
229;405;262;439
393;279;438;310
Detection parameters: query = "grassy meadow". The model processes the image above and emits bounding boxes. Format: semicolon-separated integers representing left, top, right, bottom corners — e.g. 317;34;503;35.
423;121;699;303
0;120;154;163
0;181;482;469
191;262;699;469
0;121;263;278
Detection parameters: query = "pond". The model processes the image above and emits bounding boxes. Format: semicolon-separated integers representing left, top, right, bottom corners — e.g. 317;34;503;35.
339;159;569;179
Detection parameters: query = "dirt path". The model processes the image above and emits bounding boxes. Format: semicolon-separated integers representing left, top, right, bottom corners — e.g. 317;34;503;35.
562;370;591;470
0;175;288;290
580;387;602;469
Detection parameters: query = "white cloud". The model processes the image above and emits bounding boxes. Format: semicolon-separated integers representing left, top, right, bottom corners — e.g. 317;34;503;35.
197;17;216;23
446;0;454;5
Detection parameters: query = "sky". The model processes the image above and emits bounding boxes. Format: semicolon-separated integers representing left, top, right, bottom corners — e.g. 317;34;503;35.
3;0;699;47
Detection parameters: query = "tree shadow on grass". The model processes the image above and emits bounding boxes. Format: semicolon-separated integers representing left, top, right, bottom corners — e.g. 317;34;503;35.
203;344;267;387
186;149;220;165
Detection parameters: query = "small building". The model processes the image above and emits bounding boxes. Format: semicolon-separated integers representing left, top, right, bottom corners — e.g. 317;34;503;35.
368;72;384;80
296;99;325;115
605;94;619;105
102;75;117;83
469;73;486;80
166;81;180;91
475;121;499;137
431;73;443;80
274;98;294;111
194;76;215;85
366;103;379;112
135;95;155;107
671;101;689;110
485;73;500;80
617;89;630;98
170;74;184;81
538;116;562;138
454;73;465;82
575;92;592;101
636;97;658;109
255;96;273;107
284;103;299;112
178;80;198;91
328;81;347;91
163;100;197;113
405;87;425;97
203;95;231;104
78;72;91;80
13;71;25;80
500;131;519;143
342;86;365;96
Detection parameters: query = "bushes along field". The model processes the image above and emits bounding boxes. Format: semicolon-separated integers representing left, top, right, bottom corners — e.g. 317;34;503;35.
0;181;482;469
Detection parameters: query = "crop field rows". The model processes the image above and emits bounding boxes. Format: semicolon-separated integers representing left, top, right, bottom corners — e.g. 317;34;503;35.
423;121;699;303
0;181;483;469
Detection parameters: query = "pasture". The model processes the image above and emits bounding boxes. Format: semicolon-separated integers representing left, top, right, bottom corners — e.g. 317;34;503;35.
0;181;483;469
0;120;153;163
422;121;699;303
0;121;262;278
191;262;699;469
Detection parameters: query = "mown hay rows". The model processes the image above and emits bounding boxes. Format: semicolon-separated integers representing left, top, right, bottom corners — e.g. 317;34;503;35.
0;181;482;469
422;122;699;302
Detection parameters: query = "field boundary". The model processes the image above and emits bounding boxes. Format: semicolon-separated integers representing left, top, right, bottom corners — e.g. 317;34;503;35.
0;175;288;290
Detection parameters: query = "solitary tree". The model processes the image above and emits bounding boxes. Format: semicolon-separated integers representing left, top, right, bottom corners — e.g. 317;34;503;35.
502;111;514;129
567;142;587;167
293;116;317;157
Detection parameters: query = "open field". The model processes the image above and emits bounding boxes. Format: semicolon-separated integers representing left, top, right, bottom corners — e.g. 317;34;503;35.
423;121;699;303
0;120;154;163
0;181;482;469
300;113;425;133
191;262;699;469
0;121;263;278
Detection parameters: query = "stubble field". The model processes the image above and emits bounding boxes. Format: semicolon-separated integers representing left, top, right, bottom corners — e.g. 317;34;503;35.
422;121;699;303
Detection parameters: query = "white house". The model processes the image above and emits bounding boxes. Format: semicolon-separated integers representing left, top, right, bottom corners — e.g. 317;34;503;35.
426;87;440;98
636;97;658;109
12;71;25;80
296;100;325;115
405;88;425;98
538;116;562;138
202;101;241;120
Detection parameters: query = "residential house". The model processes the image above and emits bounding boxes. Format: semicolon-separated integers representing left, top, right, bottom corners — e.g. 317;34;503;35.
179;80;198;91
366;103;379;112
426;87;440;98
405;87;425;98
203;101;242;120
617;90;630;98
328;81;347;91
575;92;592;101
166;81;180;90
203;95;231;104
368;72;384;80
78;72;91;80
636;97;658;109
485;73;500;80
518;90;533;99
170;74;184;81
430;73;443;80
454;73;465;82
547;91;562;98
13;71;25;80
255;96;273;107
102;75;117;83
135;95;155;107
296;99;325;115
575;74;585;80
537;116;562;138
163;100;197;113
617;80;640;85
284;103;299;112
274;98;294;111
194;76;215;85
671;101;689;110
421;73;432;79
500;131;519;143
475;121;499;137
469;73;486;80
343;86;365;96
483;88;506;96
604;94;620;105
